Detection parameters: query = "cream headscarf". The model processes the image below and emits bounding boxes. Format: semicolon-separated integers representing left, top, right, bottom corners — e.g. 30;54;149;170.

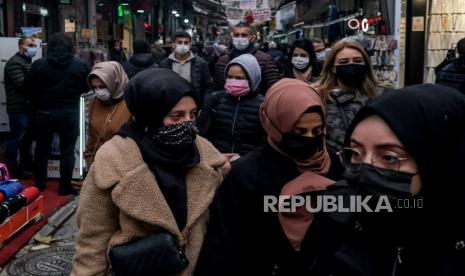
87;61;129;99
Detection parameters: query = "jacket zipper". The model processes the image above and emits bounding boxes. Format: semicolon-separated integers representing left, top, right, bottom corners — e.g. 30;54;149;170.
391;246;404;276
230;97;241;153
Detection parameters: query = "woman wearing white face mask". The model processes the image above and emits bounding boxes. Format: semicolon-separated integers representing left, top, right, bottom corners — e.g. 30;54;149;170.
84;61;132;166
286;39;321;83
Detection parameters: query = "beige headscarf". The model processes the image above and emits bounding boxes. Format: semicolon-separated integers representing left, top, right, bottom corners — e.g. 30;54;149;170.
260;78;334;251
87;61;129;99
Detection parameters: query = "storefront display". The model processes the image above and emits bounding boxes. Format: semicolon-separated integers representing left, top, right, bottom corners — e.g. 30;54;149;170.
0;164;45;247
364;35;400;86
425;0;465;82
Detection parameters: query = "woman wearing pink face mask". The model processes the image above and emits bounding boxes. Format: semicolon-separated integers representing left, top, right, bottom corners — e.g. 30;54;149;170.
197;54;265;161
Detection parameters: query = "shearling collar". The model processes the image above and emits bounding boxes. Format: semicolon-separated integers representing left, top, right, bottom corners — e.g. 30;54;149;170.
92;135;225;240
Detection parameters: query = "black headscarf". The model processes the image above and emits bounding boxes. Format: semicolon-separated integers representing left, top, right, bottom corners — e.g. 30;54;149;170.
345;84;465;245
118;68;201;230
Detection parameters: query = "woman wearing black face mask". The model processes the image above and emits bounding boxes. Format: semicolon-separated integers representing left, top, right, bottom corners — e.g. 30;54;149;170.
308;84;465;276
195;79;335;276
316;39;383;180
72;69;229;276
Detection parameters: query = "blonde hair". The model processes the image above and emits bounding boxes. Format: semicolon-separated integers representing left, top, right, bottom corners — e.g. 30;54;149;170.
317;39;380;102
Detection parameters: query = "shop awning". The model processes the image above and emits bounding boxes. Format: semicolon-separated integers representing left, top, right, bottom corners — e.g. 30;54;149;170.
193;0;227;23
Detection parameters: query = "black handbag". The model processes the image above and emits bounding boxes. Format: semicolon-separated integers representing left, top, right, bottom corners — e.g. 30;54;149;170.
109;232;189;276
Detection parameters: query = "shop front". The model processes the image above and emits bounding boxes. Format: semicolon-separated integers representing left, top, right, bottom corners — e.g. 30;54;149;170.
424;0;465;83
271;0;405;88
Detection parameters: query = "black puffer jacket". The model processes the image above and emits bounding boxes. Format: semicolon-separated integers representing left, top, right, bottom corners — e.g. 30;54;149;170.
3;52;32;113
23;48;90;112
197;90;265;156
122;53;159;79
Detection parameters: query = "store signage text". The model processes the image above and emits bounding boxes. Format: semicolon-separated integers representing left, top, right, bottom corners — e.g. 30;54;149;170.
347;16;383;33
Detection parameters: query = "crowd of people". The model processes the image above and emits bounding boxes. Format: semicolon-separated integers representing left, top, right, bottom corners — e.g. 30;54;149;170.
2;22;465;276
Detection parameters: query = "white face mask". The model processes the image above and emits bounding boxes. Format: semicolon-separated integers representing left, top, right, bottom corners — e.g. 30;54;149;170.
292;56;310;70
233;38;250;51
95;88;111;101
316;52;326;62
175;44;190;55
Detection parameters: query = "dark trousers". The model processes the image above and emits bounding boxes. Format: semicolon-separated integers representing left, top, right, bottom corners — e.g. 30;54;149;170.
34;109;79;189
4;113;30;168
19;114;35;170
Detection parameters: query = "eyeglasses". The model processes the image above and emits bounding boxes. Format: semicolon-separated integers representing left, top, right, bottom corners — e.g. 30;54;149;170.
25;44;36;48
336;147;408;176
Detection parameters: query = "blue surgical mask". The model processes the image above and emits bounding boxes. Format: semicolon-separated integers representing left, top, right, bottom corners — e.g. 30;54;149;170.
24;46;37;58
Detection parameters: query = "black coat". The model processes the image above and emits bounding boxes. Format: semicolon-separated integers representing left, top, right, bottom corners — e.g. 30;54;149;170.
308;181;465;276
195;144;317;276
122;53;159;79
23;53;90;112
3;53;32;113
197;90;265;156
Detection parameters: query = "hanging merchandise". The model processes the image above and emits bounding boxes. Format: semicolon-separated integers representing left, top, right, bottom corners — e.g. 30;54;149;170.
364;35;400;86
425;0;465;83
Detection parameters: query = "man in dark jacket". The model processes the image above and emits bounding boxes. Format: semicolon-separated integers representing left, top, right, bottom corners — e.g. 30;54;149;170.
122;40;158;79
160;31;212;103
213;23;280;94
436;37;465;94
3;37;37;179
23;33;90;195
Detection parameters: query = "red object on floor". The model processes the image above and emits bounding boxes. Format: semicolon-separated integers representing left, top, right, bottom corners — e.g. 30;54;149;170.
0;179;73;266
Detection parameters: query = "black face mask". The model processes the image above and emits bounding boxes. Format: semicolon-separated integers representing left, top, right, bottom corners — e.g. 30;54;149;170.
153;121;197;149
343;163;422;239
343;163;415;200
335;64;366;88
279;134;322;161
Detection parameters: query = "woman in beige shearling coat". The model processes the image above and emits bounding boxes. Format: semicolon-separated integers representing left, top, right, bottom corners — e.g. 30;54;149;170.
71;69;229;276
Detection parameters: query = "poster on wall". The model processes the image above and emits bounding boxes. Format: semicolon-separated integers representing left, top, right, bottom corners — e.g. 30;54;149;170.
276;1;296;31
20;27;43;38
256;0;270;9
253;8;272;22
240;0;256;9
412;16;424;32
224;0;240;8
226;7;246;26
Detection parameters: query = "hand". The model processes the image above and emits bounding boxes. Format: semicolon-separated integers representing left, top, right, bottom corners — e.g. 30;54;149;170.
220;161;232;177
223;153;241;162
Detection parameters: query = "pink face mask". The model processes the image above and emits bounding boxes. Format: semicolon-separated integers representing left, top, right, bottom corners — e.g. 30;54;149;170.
224;79;250;97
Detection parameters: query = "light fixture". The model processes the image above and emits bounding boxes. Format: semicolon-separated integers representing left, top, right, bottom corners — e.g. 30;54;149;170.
121;3;129;6
175;13;180;17
172;10;177;14
22;3;26;11
40;7;48;16
137;9;144;13
184;19;189;23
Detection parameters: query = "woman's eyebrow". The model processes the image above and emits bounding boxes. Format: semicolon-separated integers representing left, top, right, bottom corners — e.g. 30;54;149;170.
349;138;362;145
376;143;405;151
